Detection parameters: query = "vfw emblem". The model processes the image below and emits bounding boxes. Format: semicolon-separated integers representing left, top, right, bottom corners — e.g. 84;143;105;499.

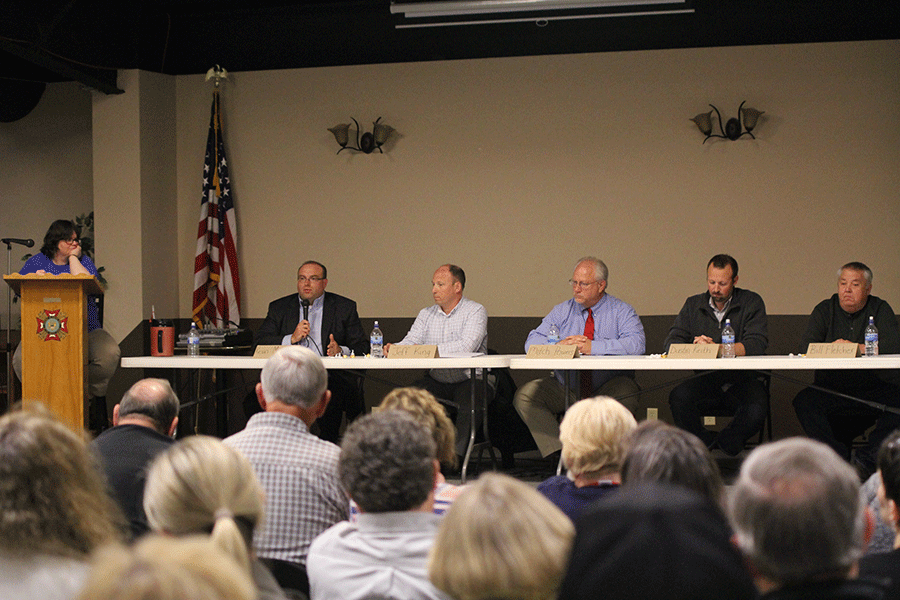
37;309;68;341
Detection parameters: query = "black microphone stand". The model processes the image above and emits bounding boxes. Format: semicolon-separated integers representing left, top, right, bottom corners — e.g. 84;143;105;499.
2;237;33;413
4;240;13;413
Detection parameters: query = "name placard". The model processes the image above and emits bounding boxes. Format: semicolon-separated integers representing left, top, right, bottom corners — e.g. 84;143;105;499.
387;344;440;359
252;345;282;359
806;343;860;358
667;343;721;359
526;344;580;359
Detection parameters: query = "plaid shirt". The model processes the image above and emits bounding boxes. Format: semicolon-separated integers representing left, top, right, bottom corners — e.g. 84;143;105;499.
398;296;488;383
224;412;348;566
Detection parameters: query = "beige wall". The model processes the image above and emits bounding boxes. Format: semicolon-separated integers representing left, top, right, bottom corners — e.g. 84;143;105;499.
172;40;900;323
4;40;899;339
93;70;179;341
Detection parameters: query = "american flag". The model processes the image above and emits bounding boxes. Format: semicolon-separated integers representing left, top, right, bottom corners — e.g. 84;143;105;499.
192;90;241;328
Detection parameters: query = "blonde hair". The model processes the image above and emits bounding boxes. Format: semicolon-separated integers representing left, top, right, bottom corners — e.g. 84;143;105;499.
559;396;637;477
77;535;255;600
378;387;457;468
428;473;574;600
143;436;264;573
0;407;123;557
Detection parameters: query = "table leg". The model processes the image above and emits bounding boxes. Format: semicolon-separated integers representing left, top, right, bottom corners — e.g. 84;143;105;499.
460;367;497;484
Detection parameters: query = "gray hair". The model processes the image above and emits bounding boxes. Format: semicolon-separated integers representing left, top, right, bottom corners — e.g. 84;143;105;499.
576;256;608;283
339;411;436;513
838;262;873;287
119;378;179;435
260;346;327;409
727;437;866;584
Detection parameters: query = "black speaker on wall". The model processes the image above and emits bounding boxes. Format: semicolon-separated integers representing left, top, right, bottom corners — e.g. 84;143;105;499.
0;79;46;122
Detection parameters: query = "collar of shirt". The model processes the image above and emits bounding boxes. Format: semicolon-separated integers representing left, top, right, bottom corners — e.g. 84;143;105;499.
438;297;466;317
708;294;732;324
582;293;608;319
247;410;312;434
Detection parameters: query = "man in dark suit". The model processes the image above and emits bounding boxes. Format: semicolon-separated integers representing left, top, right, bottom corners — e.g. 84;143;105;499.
255;260;369;442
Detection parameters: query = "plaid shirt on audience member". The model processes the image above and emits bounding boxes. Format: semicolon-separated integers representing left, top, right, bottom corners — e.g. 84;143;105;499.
224;411;348;567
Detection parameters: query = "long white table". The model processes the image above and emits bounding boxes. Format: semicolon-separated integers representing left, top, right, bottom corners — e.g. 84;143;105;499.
123;353;900;478
507;354;900;371
509;353;900;473
122;354;513;482
123;353;900;372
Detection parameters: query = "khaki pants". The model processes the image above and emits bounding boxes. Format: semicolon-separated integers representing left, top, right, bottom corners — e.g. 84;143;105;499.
13;328;121;398
513;375;639;457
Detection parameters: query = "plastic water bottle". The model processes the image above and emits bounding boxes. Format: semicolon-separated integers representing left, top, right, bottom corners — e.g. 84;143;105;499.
865;316;879;357
721;319;736;359
547;324;560;345
187;322;201;357
370;321;384;358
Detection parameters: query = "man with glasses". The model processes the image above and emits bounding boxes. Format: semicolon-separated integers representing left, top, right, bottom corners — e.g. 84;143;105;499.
255;260;369;442
664;254;769;456
513;257;645;459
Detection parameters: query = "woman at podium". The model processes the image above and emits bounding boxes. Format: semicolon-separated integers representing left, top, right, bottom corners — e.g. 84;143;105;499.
12;219;120;432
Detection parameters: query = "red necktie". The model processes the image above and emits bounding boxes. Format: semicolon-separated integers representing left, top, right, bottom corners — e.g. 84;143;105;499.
580;309;595;398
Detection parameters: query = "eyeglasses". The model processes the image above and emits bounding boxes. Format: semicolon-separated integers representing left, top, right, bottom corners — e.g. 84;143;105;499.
298;276;324;283
63;237;80;245
568;279;598;289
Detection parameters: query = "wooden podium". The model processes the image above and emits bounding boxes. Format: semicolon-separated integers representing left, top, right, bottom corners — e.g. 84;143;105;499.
4;273;102;429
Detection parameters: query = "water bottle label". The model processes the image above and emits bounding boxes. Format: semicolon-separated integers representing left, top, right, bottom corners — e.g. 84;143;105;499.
722;334;735;344
371;334;383;345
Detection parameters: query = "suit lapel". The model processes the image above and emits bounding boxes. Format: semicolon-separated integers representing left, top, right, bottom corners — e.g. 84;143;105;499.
320;292;335;350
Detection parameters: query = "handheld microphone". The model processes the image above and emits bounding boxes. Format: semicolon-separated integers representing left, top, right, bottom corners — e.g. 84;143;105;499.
301;298;310;321
1;238;34;247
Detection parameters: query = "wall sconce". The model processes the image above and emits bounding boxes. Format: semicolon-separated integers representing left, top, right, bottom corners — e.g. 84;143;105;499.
691;101;764;143
328;117;396;154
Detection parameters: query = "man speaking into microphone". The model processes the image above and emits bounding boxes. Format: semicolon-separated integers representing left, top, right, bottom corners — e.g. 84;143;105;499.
255;260;369;442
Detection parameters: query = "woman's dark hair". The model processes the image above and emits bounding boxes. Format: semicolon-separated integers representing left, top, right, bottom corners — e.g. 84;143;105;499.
40;219;80;259
621;420;724;506
878;430;900;505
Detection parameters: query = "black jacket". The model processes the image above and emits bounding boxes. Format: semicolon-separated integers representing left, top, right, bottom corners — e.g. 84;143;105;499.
664;287;769;356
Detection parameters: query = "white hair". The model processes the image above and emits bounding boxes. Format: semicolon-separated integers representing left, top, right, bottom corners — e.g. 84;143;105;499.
260;345;327;408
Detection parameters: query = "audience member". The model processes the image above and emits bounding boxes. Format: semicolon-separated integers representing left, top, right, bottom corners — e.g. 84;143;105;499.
384;264;489;458
77;535;256;600
665;254;769;455
728;437;882;599
307;411;449;600
536;396;636;521
559;482;756;600
92;377;179;539
793;261;900;478
864;470;896;555
860;430;900;599
0;407;123;600
224;346;347;573
428;472;574;600
144;435;288;600
348;387;463;520
514;257;645;459
621;419;724;507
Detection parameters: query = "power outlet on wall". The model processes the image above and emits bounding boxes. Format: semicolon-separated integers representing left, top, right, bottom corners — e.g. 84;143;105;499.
646;408;658;420
704;416;716;426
